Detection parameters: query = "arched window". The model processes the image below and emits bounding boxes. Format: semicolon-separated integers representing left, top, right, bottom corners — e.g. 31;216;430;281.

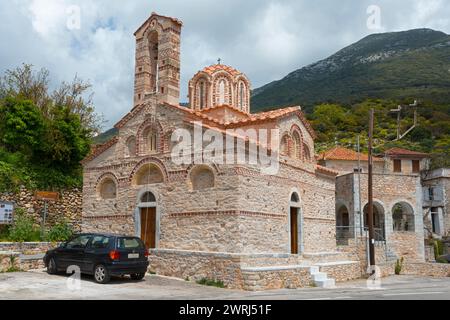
143;127;158;154
190;166;215;190
239;82;245;110
392;202;415;232
133;163;164;186
303;143;311;161
292;131;302;160
140;191;156;203
281;135;291;157
126;136;136;158
199;82;205;109
218;80;226;105
98;178;117;200
363;202;386;241
291;192;300;203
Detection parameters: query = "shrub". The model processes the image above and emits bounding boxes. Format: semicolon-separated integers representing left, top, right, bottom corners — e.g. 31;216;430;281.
0;225;10;241
7;208;41;242
436;257;448;264
434;240;444;260
395;257;404;275
45;220;73;242
196;278;225;288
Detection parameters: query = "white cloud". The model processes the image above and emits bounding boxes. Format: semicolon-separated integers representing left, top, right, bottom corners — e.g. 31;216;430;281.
0;0;448;128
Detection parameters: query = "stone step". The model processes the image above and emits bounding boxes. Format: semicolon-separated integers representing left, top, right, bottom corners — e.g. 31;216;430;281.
309;266;320;274
311;272;328;281
315;278;336;288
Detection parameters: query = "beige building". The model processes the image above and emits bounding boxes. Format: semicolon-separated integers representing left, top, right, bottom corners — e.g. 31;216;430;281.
319;147;427;262
82;13;368;290
422;168;450;238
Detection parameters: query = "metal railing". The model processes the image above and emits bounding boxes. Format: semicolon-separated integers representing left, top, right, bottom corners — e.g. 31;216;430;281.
336;226;356;245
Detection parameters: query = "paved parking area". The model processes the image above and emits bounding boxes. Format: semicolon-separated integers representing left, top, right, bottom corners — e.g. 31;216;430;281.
0;270;449;300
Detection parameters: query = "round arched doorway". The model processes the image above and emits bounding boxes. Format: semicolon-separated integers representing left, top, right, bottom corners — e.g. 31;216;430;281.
363;202;386;241
289;192;303;254
136;190;158;250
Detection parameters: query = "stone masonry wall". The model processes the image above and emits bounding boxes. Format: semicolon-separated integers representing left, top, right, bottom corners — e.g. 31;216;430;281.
0;186;82;232
82;102;337;255
0;251;20;272
0;242;58;255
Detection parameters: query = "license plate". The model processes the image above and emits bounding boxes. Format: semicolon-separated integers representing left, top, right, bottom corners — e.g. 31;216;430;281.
128;253;139;259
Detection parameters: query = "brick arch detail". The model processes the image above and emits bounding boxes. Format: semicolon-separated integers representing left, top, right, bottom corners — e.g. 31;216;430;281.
129;157;168;183
136;118;165;155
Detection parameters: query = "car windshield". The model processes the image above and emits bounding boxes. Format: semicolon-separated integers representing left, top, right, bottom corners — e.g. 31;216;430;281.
117;237;144;249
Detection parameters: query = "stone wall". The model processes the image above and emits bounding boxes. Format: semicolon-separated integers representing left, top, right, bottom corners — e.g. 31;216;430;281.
0;251;20;272
402;262;450;277
149;249;315;291
390;232;424;262
149;249;245;289
319;261;362;282
0;186;82;232
336;172;425;261
0;242;58;255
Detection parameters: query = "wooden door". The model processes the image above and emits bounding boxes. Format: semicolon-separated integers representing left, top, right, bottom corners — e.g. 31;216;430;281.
290;207;298;254
140;207;156;249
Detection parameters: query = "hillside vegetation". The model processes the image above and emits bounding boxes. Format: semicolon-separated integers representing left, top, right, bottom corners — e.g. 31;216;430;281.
252;29;450;113
309;99;450;168
0;64;102;191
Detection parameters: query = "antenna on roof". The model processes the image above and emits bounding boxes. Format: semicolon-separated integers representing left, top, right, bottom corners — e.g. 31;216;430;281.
217;58;222;65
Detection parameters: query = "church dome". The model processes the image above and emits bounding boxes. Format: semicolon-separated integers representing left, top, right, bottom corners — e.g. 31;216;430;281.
188;63;251;113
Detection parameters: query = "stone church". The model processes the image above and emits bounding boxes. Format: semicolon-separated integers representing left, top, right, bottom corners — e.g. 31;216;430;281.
81;13;427;290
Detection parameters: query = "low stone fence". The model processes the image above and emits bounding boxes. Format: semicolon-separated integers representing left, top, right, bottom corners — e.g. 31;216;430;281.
402;262;450;277
0;242;58;255
0;251;20;272
149;249;245;289
149;249;364;290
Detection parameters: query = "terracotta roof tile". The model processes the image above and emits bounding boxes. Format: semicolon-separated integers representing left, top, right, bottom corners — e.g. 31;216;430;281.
81;136;119;165
318;147;384;162
316;165;339;176
385;147;429;157
201;64;242;77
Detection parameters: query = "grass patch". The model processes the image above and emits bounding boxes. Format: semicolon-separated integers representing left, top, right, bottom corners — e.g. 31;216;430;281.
196;278;225;288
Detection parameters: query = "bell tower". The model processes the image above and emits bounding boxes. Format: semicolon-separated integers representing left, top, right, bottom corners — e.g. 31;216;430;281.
133;13;182;106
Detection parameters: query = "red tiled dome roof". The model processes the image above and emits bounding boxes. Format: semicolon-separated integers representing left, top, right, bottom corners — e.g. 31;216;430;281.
200;64;242;77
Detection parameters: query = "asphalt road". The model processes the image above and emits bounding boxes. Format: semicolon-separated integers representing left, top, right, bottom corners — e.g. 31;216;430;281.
0;270;449;300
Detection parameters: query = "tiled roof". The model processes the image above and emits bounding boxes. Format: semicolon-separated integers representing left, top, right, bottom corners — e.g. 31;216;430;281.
81;136;119;165
318;147;384;162
134;12;183;36
316;165;339;176
197;104;250;116
385;147;429;157
200;64;242;77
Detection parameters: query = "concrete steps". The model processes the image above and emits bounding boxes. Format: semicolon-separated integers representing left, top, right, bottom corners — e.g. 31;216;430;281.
309;266;336;288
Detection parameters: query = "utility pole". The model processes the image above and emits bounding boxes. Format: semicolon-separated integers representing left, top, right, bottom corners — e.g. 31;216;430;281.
357;135;363;238
390;100;419;141
367;109;376;270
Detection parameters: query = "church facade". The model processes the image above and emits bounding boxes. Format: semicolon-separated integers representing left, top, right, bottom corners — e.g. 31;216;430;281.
81;13;413;290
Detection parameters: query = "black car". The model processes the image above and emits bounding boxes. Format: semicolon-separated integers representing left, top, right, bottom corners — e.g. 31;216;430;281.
43;233;149;284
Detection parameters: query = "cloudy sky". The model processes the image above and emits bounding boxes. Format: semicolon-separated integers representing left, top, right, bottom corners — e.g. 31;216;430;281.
0;0;449;128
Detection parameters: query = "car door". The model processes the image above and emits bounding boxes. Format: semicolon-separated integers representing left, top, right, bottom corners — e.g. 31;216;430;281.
84;235;112;274
64;235;92;272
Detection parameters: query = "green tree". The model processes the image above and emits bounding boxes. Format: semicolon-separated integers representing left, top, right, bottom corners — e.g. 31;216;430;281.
0;97;45;154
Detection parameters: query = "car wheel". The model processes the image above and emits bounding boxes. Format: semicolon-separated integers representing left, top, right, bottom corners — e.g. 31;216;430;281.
46;258;58;275
94;265;111;284
130;273;146;281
